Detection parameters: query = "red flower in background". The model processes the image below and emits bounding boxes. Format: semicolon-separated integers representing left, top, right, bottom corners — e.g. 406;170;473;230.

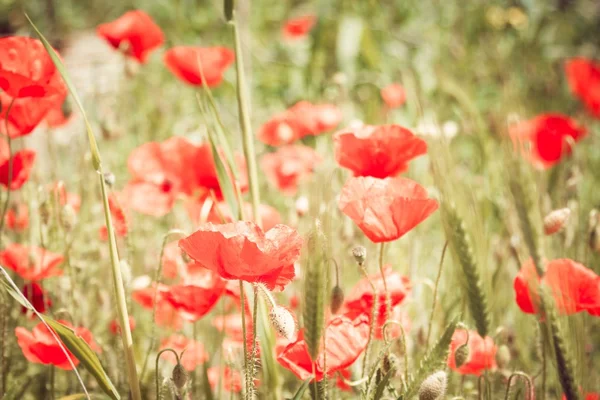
334;124;427;178
342;265;411;339
99;193;129;240
277;315;369;381
565;58;600;118
16;320;101;370
282;16;316;40
509;114;586;169
514;258;600;316
161;241;184;279
380;84;406;108
164;46;234;87
132;284;184;330
258;101;342;146
563;394;599;400
448;329;497;376
179;221;303;291
213;311;253;342
97;10;164;63
0;243;63;281
5;203;29;231
160;335;208;371
108;316;136;335
0;140;36;190
49;182;81;213
261;145;322;196
21;282;52;315
208;366;245;393
338;176;438;243
164;271;226;322
185;199;281;230
45;99;72;128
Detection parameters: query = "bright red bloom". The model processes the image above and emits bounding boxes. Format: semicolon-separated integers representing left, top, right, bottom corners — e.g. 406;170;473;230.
261;145;322;196
338;176;439;243
342;265;411;339
0;243;63;281
565;58;600;118
0;92;63;137
334;124;427;178
282;16;316;40
160;335;208;371
45;99;72;128
163;271;226;322
185;199;281;231
99;193;129;240
21;282;52;315
124;136;246;217
97;10;164;63
16;320;101;370
164;46;234;87
179;221;303;291
514;258;600;316
108;316;136;335
277;314;369;381
509;114;586;169
132;284;184;330
448;329;497;376
258;101;342;146
0;140;36;190
208;366;244;393
380;84;406;108
5;203;29;231
563;394;599;400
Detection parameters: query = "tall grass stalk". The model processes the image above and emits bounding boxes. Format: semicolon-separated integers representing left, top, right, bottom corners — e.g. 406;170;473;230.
426;241;449;348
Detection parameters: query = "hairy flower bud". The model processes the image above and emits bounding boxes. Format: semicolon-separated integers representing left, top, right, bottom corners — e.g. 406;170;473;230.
418;371;447;400
330;285;344;314
352;245;366;265
269;306;296;341
543;208;570;235
171;362;188;390
454;343;470;368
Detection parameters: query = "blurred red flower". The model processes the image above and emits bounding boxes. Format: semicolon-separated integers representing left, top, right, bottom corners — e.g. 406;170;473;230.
179;221;303;291
99;193;129;240
162;241;184;279
164;46;234;87
208;366;245;393
0;140;36;190
21;282;52;315
163;272;226;322
342;265;411;339
185;199;281;230
45;99;72;128
563;394;599;400
16;320;101;370
514;258;600;316
49;182;81;213
338;176;439;243
277;314;369;381
132;283;184;330
5;203;29;231
108;316;136;335
0;243;63;281
160;335;208;371
258;101;342;146
565;58;600;118
380;84;406;108
448;329;496;375
97;10;164;63
509;114;586;169
282;16;316;40
261;145;322;196
212;311;253;342
334;124;426;178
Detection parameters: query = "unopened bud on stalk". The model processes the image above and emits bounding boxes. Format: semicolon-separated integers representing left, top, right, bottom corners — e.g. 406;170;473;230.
543;208;570;235
352;246;367;265
269;306;296;341
418;371;447;400
330;285;344;314
382;353;399;375
60;204;77;231
224;0;234;21
454;342;470;368
171;362;188;390
103;172;116;187
496;344;511;369
39;201;51;225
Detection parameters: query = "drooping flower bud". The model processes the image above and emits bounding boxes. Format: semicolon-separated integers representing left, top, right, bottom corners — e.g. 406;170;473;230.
330;285;344;314
269;306;296;341
543;208;570;235
171;362;188;390
418;371;447;400
352;245;367;265
454;342;470;368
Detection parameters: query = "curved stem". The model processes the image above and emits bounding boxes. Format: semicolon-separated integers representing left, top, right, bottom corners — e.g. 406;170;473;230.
426;241;448;348
256;283;277;308
155;348;180;399
504;371;534;400
330;257;341;287
0;98;16;246
382;320;408;384
378;243;391;323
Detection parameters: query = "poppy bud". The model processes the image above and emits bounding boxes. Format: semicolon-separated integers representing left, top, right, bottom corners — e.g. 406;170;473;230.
60;204;77;231
543;208;570;235
454;342;470;368
39;201;51;225
269;306;296;341
103;172;116;187
171;362;188;390
496;344;511;369
330;285;344;314
382;353;399;376
352;245;366;265
418;371;447;400
224;0;234;21
61;98;73;118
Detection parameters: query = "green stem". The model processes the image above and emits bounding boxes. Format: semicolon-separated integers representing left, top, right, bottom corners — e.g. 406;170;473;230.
155;349;179;399
359;263;378;376
378;243;391;324
248;285;259;398
239;280;249;398
426;241;449;348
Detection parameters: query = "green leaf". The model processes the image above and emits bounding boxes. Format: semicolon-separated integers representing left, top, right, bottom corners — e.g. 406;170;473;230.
291;376;313;400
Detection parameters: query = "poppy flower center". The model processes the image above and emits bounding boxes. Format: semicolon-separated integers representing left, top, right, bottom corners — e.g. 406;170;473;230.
276;123;294;143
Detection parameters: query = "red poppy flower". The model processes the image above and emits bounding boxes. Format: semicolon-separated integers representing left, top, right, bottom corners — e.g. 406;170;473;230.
208;366;244;393
164;46;234;87
509;114;586;169
563;394;599;400
97;10;164;63
261;145;322;196
132;284;184;330
161;242;184;279
21;282;52;315
16;320;101;370
179;221;303;291
0;243;63;281
163;272;226;322
45;99;72;128
338;176;439;243
448;329;497;376
0;92;63;137
160;335;208;371
334;124;427;178
282;16;317;40
277;314;369;381
381;84;406;108
48;182;81;213
185;199;281;231
5;203;29;231
565;58;600;118
514;258;600;316
108;316;136;335
0;140;36;191
342;265;411;339
212;311;253;342
98;193;129;240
